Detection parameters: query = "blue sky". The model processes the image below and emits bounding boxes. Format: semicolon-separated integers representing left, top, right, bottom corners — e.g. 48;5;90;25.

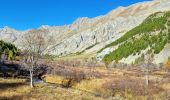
0;0;151;30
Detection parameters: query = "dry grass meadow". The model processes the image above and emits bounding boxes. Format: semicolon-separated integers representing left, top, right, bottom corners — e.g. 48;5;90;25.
1;63;170;100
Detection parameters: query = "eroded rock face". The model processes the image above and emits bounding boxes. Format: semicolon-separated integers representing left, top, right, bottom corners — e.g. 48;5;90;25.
0;0;170;59
0;26;20;42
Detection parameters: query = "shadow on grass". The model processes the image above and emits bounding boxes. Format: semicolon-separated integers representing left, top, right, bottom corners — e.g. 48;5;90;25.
0;80;28;100
0;95;23;100
0;82;26;90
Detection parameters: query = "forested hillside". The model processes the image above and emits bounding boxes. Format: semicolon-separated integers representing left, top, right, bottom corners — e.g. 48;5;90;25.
102;11;170;63
0;40;18;60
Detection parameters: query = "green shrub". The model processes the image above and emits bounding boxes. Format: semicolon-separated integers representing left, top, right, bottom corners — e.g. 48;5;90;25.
0;40;18;60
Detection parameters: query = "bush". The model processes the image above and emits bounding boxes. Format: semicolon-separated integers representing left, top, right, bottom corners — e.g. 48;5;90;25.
48;63;104;87
102;77;162;96
61;69;86;88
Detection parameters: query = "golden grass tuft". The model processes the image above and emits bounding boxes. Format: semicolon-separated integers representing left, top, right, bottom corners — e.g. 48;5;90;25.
43;75;63;84
74;78;109;93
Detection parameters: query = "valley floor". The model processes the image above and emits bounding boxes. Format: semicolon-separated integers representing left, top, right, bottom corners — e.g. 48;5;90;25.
0;78;105;100
1;67;170;100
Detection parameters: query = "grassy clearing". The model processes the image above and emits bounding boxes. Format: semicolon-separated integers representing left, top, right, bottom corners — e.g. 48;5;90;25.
44;66;170;99
54;52;96;61
0;78;105;100
0;78;31;100
1;66;170;100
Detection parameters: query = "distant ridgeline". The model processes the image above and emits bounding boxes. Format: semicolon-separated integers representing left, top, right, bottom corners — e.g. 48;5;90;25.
101;11;170;63
0;40;18;60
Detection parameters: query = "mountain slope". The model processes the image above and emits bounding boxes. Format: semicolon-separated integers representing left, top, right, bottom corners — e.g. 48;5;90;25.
100;11;170;64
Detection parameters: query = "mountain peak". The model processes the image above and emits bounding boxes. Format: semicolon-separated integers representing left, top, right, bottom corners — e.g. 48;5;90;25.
1;26;12;30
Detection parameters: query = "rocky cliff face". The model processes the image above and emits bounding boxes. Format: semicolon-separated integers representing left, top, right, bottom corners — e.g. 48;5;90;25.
0;0;170;61
0;26;21;42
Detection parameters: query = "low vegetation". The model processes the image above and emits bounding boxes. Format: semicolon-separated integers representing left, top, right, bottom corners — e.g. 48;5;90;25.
0;78;105;100
1;53;170;99
102;77;162;97
36;63;170;99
